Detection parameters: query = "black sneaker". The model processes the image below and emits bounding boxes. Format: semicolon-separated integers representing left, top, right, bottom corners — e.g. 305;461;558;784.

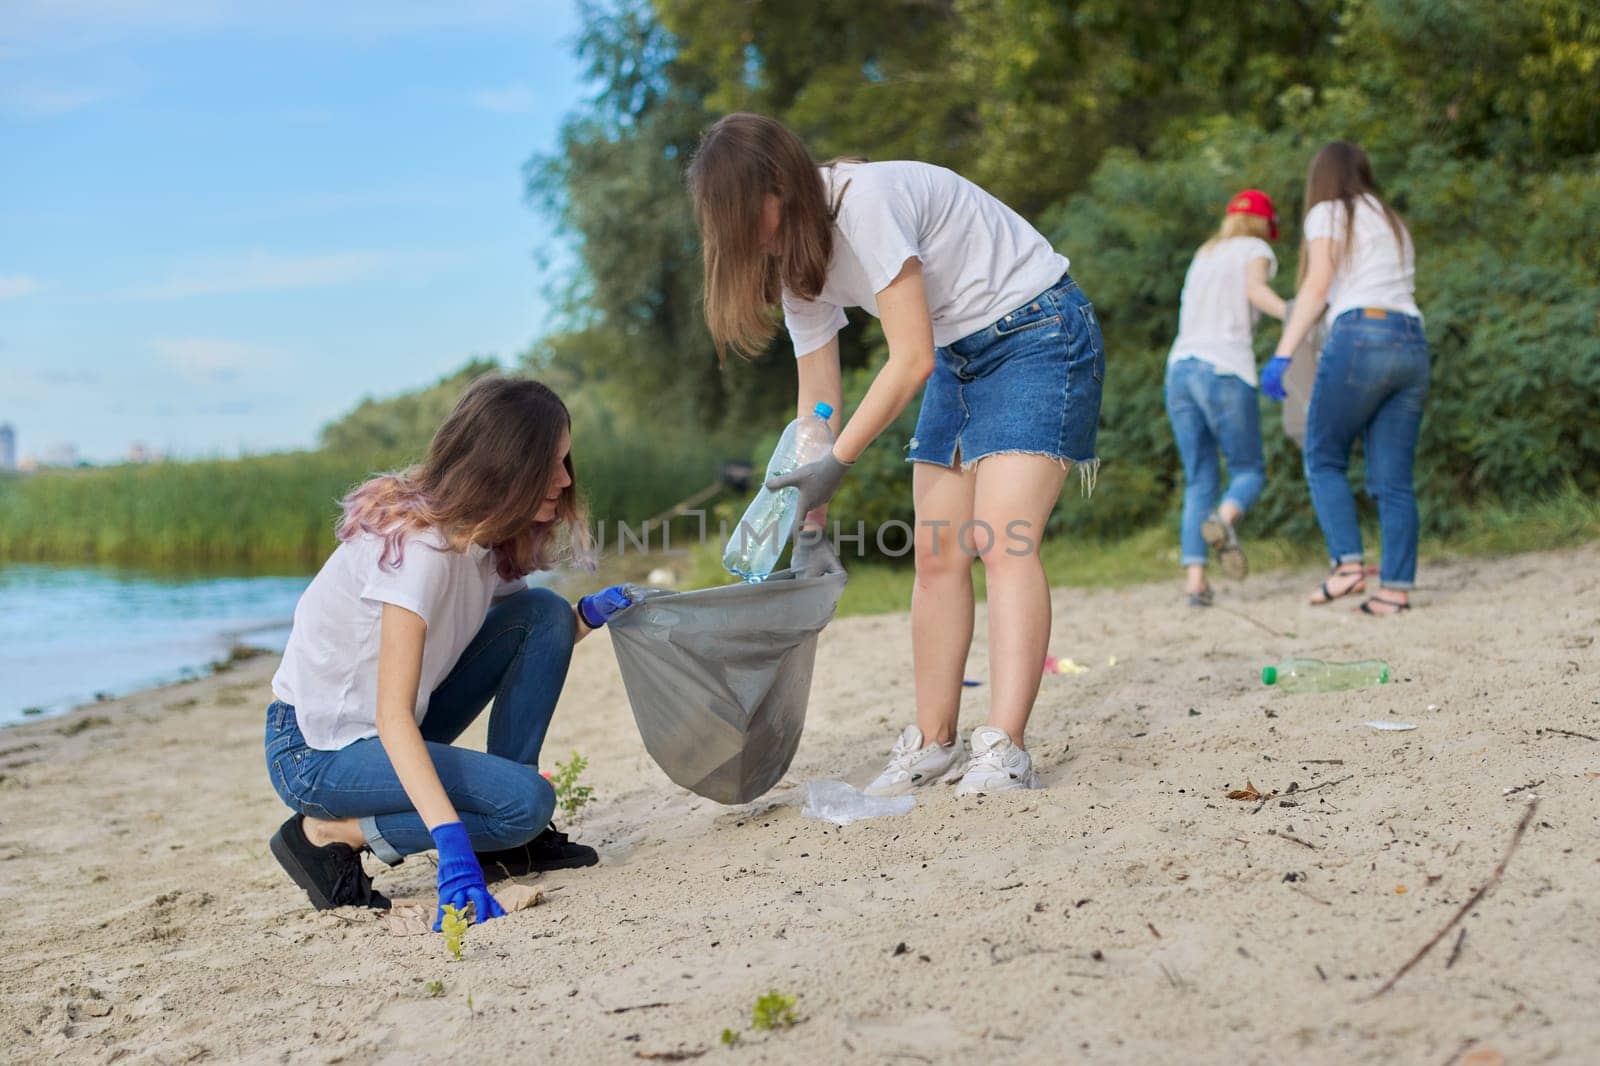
477;824;599;879
269;815;391;911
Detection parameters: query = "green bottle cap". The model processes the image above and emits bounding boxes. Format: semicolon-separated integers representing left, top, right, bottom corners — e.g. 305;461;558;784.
1262;666;1277;685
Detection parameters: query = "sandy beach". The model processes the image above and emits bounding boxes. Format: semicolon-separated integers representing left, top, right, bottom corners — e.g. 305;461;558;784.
3;545;1597;1065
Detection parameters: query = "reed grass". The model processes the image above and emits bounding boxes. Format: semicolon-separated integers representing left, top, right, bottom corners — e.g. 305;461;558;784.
0;426;723;568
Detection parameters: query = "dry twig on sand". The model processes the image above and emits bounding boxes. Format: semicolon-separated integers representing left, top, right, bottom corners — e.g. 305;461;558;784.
1368;801;1538;998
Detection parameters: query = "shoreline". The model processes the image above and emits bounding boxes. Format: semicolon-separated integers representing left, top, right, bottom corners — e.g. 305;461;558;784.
3;545;1596;1063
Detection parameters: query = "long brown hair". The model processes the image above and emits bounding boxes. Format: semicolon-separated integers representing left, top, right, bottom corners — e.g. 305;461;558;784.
1300;141;1410;284
336;374;588;580
687;113;842;359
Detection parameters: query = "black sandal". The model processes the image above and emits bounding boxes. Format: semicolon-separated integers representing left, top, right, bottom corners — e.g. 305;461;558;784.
1309;566;1365;605
1358;595;1411;616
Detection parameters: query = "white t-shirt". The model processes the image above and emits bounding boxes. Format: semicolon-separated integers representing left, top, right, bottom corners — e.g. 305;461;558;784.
781;160;1070;354
1167;236;1278;386
271;528;527;751
1303;194;1421;320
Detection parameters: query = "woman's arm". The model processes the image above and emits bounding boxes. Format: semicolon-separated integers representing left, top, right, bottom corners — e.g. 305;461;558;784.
373;603;458;829
796;334;844;434
831;257;935;463
1274;237;1335;357
1246;256;1288;320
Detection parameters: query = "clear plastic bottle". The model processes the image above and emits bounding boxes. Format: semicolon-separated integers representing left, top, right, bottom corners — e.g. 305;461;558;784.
1261;658;1391;693
722;402;835;582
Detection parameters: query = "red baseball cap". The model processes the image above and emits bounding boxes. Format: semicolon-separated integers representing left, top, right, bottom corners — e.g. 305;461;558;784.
1227;189;1279;240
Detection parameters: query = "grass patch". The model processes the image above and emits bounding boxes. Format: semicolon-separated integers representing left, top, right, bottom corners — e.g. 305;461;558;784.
682;485;1599;617
0;424;722;569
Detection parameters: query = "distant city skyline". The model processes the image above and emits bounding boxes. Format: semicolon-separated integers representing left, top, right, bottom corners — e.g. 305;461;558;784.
1;1;589;463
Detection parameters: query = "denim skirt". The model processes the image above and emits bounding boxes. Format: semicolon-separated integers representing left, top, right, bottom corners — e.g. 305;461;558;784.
908;274;1104;483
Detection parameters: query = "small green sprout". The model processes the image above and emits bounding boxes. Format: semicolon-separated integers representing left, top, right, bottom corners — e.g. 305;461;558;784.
750;990;798;1031
549;751;596;819
719;1028;740;1047
440;903;470;961
424;980;445;997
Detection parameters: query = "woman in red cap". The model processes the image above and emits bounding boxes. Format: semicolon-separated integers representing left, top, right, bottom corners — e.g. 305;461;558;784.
1164;189;1286;606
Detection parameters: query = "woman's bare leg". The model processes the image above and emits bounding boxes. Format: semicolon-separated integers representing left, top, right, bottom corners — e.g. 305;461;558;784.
911;459;978;747
971;454;1070;748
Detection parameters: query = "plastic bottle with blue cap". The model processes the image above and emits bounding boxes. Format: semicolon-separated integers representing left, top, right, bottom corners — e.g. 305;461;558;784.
723;402;836;582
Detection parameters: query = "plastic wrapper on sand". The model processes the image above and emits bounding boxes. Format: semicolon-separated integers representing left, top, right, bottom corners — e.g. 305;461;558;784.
607;551;846;805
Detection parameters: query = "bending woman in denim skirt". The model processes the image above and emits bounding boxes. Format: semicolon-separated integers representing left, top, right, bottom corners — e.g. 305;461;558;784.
687;113;1104;797
264;376;633;924
1262;142;1428;615
1165;189;1287;607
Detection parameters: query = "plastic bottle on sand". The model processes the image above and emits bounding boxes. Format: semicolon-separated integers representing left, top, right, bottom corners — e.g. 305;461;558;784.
722;403;835;582
1261;658;1390;693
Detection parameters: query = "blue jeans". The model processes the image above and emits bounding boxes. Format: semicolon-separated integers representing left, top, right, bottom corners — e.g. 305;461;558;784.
264;586;576;865
1164;358;1266;566
1304;309;1430;589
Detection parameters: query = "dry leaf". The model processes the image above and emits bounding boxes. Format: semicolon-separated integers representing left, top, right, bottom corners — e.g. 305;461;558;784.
1225;781;1268;802
379;904;434;937
497;883;546;912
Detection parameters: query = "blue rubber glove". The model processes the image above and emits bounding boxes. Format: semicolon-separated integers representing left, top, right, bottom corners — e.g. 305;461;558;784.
430;821;505;932
1260;356;1291;402
577;585;632;628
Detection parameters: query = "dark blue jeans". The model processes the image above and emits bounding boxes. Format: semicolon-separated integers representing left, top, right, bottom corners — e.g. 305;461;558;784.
264;586;576;864
1165;358;1266;566
1304;309;1430;589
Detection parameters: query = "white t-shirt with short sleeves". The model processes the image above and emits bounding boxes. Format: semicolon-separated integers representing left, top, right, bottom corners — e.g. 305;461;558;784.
781;160;1069;355
271;528;528;751
1303;194;1421;320
1167;236;1278;386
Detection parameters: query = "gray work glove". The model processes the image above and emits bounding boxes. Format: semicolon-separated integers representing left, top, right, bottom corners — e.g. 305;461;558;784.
766;452;852;578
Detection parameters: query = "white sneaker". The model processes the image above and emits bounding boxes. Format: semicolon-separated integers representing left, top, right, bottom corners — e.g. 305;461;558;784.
862;724;967;797
954;726;1040;796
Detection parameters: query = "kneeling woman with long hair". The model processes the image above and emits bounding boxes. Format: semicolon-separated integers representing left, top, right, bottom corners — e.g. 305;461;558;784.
263;376;631;926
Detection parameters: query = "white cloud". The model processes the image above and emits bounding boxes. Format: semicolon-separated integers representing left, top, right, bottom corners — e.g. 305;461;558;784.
0;276;41;299
124;249;454;299
152;336;277;381
471;83;537;114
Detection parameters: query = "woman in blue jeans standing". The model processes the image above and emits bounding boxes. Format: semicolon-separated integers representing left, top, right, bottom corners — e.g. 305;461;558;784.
1165;189;1287;606
1263;142;1428;615
264;375;633;925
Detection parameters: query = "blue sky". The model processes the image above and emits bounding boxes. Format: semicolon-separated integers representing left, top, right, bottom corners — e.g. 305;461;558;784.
0;1;589;463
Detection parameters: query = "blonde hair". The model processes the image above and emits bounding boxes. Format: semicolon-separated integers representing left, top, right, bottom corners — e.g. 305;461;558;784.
336;375;589;581
1202;212;1272;250
687;113;844;360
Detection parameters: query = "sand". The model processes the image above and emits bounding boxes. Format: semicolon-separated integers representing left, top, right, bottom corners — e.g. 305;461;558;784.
2;545;1597;1065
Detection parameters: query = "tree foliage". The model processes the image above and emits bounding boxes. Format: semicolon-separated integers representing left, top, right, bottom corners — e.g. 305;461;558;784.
532;0;1599;553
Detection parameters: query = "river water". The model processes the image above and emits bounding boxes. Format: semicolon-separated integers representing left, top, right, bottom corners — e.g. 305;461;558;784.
0;556;672;726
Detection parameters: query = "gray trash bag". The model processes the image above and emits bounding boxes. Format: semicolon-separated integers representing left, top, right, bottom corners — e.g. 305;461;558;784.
1281;300;1328;449
606;543;847;805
